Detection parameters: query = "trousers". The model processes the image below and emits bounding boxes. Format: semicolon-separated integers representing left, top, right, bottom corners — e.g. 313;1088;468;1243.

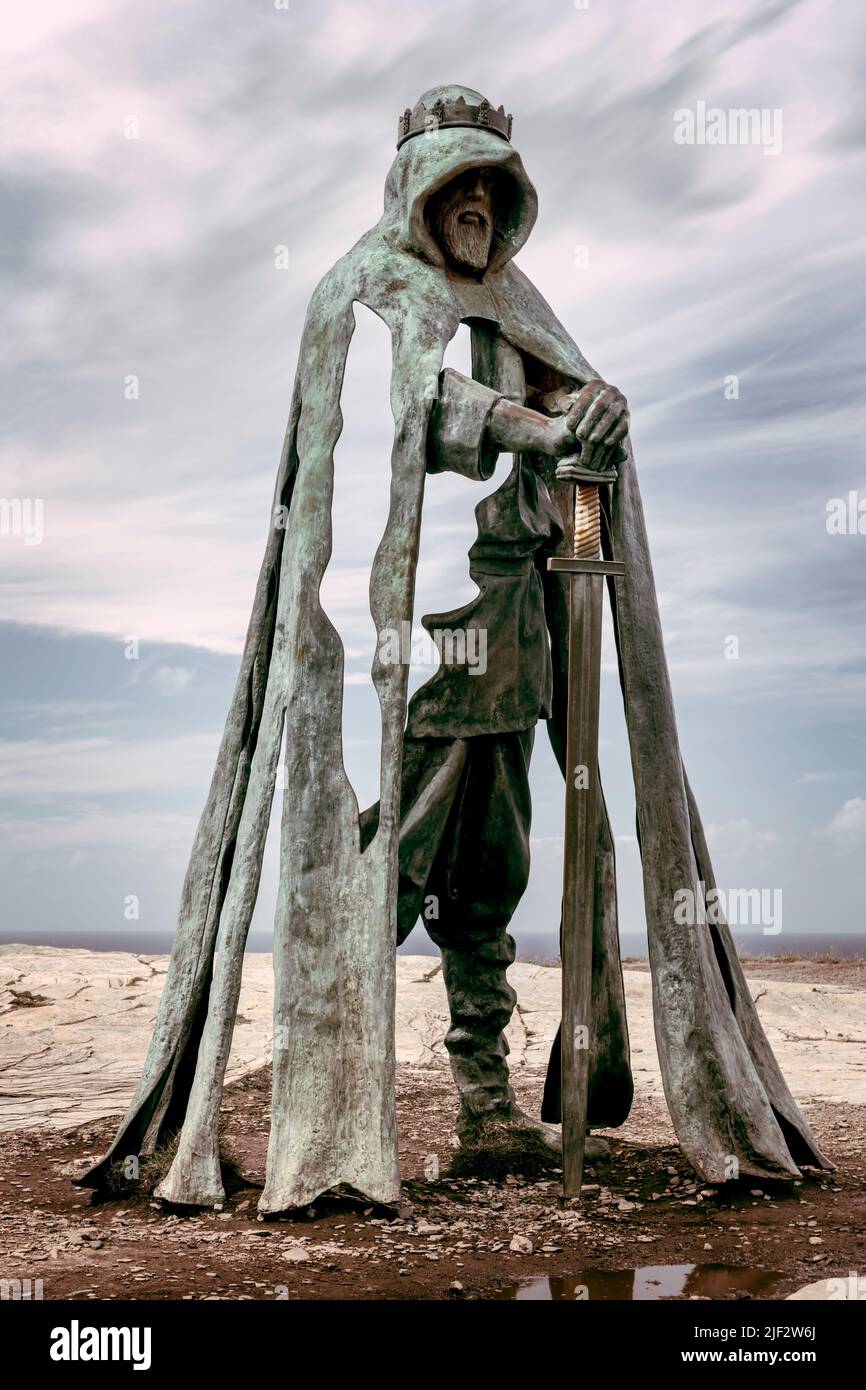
363;728;534;1119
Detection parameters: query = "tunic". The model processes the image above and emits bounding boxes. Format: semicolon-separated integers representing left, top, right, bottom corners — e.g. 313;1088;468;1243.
406;367;563;739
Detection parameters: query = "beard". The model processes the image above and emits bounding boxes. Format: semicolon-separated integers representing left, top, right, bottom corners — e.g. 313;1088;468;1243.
434;197;494;273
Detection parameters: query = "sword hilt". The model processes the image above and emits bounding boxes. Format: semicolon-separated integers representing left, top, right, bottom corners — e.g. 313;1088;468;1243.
557;453;615;562
574;483;601;561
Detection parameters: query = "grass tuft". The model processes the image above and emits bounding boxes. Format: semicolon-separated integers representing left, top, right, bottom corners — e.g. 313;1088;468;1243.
98;1132;253;1203
447;1119;560;1182
99;1134;182;1201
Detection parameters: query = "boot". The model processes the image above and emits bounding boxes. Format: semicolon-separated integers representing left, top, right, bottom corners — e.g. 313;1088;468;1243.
439;933;517;1121
456;1098;610;1159
439;935;596;1156
438;934;612;1159
456;1096;561;1153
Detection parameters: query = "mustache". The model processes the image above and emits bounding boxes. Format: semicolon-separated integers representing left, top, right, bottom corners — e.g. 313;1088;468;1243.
451;199;490;228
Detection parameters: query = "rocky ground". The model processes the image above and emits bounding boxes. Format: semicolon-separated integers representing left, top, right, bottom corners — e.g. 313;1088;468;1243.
3;947;864;1130
0;1070;864;1302
624;954;866;989
0;949;864;1301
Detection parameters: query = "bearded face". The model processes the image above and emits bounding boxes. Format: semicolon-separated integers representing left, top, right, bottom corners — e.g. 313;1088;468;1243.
429;168;495;274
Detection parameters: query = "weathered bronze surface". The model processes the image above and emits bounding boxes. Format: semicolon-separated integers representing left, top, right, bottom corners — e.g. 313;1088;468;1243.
80;83;831;1212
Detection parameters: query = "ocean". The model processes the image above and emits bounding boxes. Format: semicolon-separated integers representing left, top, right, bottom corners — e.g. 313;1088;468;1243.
1;928;864;963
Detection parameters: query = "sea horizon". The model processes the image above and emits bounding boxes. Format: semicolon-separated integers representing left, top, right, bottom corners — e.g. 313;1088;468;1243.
2;927;864;964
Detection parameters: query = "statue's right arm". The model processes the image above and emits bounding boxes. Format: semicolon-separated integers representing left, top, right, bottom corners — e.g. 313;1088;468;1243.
486;396;574;457
426;368;574;481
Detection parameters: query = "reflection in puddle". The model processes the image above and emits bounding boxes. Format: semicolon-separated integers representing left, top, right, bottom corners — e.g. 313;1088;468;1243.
494;1264;784;1301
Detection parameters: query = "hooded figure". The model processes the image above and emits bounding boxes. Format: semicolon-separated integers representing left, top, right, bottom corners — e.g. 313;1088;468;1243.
80;85;830;1212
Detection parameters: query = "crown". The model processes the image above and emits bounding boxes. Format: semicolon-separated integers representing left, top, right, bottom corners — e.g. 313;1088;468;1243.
397;93;513;149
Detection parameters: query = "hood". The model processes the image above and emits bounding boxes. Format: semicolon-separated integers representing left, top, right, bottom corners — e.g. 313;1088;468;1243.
379;124;538;275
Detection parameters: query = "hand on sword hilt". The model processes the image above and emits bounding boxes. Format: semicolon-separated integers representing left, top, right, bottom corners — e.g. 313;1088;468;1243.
549;388;622;565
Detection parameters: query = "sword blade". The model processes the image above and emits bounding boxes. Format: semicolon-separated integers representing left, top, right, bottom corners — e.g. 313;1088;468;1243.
561;568;604;1197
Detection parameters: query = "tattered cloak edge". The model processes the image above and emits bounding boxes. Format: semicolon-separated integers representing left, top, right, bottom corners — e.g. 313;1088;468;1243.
79;125;830;1211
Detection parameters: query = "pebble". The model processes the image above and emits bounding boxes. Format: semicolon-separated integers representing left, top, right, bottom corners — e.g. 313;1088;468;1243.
423;1155;440;1183
282;1245;311;1264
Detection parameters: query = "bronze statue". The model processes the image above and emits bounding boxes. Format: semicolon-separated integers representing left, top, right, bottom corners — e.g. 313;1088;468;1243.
81;85;830;1212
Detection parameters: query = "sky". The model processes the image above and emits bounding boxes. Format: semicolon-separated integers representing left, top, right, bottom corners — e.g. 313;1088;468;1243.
2;0;865;953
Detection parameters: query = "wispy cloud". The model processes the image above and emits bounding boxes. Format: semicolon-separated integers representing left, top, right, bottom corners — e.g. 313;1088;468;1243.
819;798;866;850
2;0;865;941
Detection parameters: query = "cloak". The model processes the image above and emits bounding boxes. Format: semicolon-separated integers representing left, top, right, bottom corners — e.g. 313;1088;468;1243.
80;103;829;1209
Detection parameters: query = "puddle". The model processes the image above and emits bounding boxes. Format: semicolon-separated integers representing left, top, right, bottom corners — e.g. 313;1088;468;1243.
494;1264;784;1300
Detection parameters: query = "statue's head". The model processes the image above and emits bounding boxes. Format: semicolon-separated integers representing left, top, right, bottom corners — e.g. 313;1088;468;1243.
397;86;511;275
384;84;537;277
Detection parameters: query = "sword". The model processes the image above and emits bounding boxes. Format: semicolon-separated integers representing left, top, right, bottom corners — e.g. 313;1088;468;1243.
548;454;625;1199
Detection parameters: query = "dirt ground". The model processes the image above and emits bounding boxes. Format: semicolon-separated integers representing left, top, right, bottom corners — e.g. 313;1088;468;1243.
624;955;866;989
1;1055;864;1302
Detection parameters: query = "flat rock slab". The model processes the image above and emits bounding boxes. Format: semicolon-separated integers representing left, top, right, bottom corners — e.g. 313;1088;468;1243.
787;1275;866;1300
1;946;864;1132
